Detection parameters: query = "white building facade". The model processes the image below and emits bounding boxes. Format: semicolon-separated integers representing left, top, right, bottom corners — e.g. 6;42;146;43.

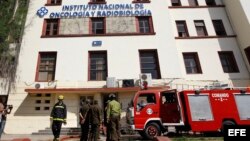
4;0;250;134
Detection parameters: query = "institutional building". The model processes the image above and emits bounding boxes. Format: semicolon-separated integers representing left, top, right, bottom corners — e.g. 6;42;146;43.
4;0;250;133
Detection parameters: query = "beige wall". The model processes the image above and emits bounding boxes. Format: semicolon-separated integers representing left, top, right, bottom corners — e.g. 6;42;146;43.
106;17;137;33
223;0;250;71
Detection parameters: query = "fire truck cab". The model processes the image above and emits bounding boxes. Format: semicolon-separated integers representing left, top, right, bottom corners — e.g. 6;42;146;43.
126;88;250;139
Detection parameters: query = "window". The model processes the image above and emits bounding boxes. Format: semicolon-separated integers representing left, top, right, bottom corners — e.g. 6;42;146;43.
183;53;202;74
89;51;107;81
90;0;105;3
171;0;181;6
218;51;239;73
136;93;156;111
47;0;62;5
205;0;216;6
212;20;227;36
91;18;105;34
44;19;59;36
37;52;57;81
139;50;161;79
244;47;250;66
188;0;198;6
137;16;153;33
176;21;189;37
194;20;208;36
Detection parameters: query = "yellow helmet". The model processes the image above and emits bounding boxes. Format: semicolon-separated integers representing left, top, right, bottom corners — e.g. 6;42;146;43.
58;95;64;100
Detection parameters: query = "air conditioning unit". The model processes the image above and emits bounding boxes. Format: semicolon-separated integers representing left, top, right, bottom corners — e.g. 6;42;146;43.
34;83;45;89
139;73;152;87
122;79;135;87
106;77;116;88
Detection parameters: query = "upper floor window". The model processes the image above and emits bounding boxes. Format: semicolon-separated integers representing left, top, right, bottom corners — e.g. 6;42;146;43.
139;50;161;79
137;16;153;33
89;0;106;3
188;0;198;6
133;0;150;2
36;52;57;81
91;18;105;34
212;20;227;36
171;0;181;6
244;47;250;66
194;20;208;36
183;53;202;74
47;0;62;5
89;51;107;81
205;0;216;6
218;51;239;73
176;21;189;37
44;19;59;36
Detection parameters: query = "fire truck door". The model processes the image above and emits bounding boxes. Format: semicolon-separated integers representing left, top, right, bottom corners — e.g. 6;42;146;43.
160;91;181;123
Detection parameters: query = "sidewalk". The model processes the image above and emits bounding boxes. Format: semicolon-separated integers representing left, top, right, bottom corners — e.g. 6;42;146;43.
1;134;107;141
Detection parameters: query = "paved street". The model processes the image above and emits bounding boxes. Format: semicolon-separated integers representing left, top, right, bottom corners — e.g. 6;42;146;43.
1;134;152;141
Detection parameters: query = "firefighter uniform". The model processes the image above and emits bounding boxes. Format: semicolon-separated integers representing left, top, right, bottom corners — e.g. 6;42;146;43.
90;100;102;141
106;94;121;141
50;95;67;141
79;99;91;141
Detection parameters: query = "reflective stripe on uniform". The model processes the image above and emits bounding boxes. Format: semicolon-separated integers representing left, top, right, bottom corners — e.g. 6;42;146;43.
53;118;66;121
55;106;64;108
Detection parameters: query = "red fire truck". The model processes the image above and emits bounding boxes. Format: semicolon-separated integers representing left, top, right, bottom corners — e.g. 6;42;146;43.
126;88;250;139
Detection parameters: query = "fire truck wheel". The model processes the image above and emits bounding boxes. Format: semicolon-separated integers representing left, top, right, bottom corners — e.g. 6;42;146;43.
144;123;161;139
221;120;235;133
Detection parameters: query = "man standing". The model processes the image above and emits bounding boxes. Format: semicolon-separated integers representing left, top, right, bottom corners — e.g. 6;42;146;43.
106;94;121;141
79;99;91;141
90;100;102;141
50;95;67;141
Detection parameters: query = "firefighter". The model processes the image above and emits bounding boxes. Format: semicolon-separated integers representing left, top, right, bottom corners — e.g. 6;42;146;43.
90;100;102;141
106;94;121;141
79;99;91;141
50;95;67;141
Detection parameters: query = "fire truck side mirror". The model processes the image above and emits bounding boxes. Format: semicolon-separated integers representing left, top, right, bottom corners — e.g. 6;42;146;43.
240;90;246;94
194;90;200;95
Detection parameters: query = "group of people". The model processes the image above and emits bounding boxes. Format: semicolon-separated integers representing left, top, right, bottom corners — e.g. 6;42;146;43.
50;93;121;141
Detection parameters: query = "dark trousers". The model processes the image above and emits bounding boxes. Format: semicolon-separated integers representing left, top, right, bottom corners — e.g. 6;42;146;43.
91;124;99;141
80;122;89;141
109;115;121;141
52;121;62;139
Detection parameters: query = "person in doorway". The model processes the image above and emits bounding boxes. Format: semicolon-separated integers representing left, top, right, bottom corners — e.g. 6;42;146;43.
50;95;67;141
90;100;102;141
0;102;12;139
106;94;121;141
79;99;91;141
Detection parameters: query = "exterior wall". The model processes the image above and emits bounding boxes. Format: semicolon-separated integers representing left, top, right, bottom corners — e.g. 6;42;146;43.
223;0;250;71
4;0;250;134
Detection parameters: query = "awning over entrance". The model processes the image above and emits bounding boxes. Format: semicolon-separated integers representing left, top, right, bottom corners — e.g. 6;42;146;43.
25;87;163;94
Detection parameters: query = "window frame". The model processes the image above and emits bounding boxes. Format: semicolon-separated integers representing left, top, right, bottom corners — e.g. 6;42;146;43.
183;52;202;74
176;21;189;37
139;50;161;79
43;19;59;36
35;52;57;82
90;17;105;34
88;51;108;81
136;16;154;34
212;20;227;36
132;0;151;3
89;0;106;4
171;0;182;6
194;20;208;36
218;51;239;73
205;0;216;6
46;0;62;6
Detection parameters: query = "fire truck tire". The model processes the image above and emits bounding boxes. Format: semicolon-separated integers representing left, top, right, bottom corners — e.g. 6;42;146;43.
221;120;235;133
144;123;161;140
